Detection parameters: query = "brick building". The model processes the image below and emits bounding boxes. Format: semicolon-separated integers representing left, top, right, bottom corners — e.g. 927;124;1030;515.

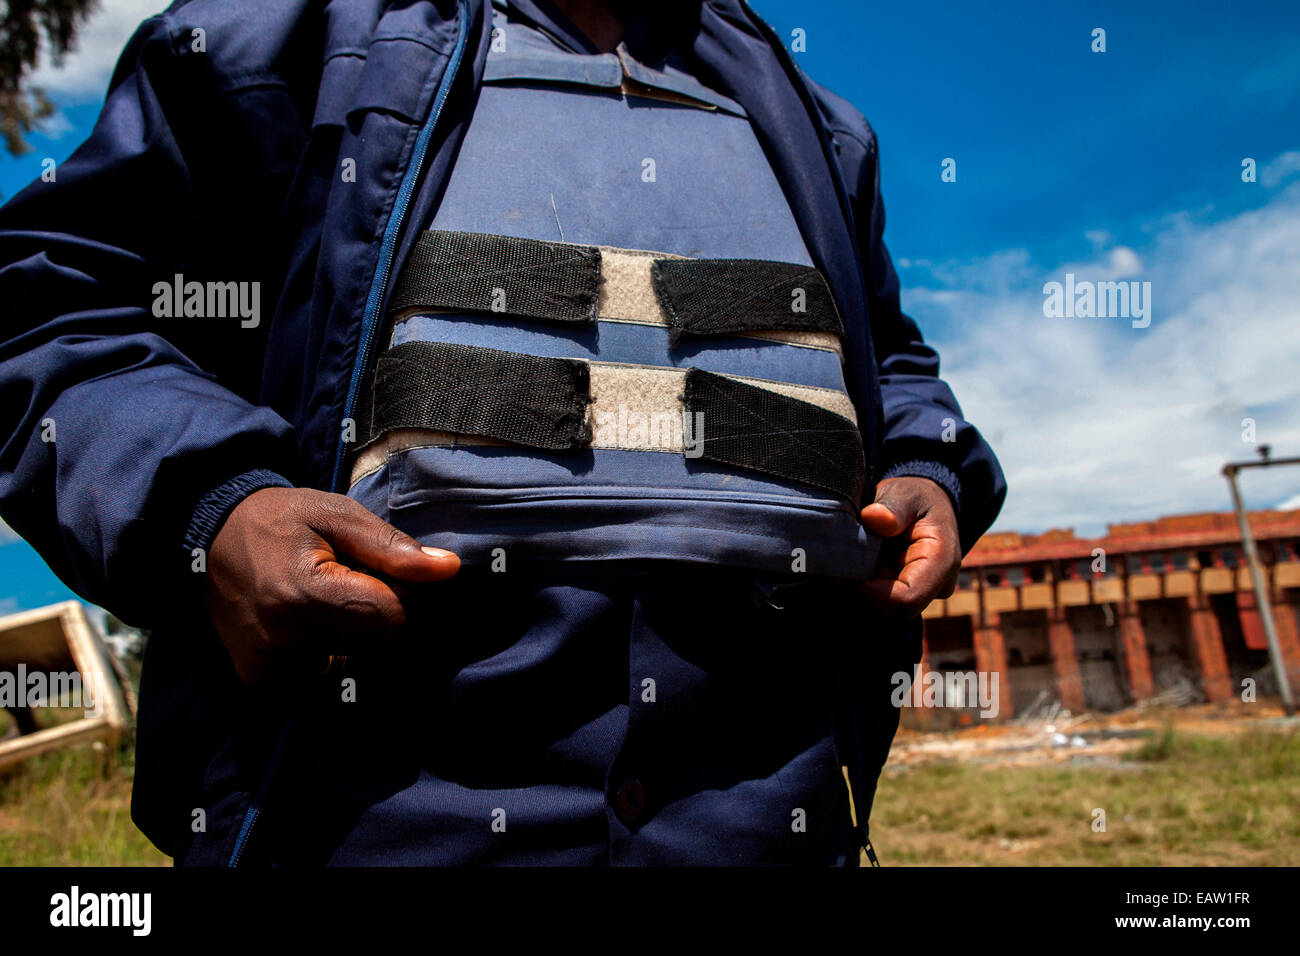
920;510;1300;718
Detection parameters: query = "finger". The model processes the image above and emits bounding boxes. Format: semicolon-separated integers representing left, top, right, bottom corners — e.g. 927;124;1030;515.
862;540;953;615
293;557;412;650
869;531;946;578
860;483;923;537
860;502;907;537
893;546;951;604
308;494;460;583
860;576;917;614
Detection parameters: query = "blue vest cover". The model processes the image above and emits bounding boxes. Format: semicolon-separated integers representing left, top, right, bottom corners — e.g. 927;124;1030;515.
346;10;878;578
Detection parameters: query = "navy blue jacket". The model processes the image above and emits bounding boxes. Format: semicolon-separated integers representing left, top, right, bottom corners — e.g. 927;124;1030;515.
0;0;1005;856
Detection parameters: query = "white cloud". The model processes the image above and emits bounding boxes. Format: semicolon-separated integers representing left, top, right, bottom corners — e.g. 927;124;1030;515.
29;0;169;102
1261;150;1300;189
0;518;17;545
1242;48;1300;98
905;177;1300;537
1103;246;1142;279
33;108;76;141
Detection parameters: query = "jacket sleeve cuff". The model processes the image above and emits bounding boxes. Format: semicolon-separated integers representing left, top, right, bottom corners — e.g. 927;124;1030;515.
183;469;294;556
880;459;962;516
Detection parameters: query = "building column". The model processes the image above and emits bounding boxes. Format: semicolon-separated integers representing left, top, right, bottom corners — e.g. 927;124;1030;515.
1186;593;1235;702
910;620;935;729
1262;590;1300;692
1235;589;1260;634
972;610;1013;720
1117;600;1156;702
918;620;932;677
1045;605;1086;712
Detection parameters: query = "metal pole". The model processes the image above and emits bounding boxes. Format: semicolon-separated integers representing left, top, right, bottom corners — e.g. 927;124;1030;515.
1223;464;1295;715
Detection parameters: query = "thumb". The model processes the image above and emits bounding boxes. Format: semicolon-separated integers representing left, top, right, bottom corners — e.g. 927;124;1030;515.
310;494;461;583
860;484;920;537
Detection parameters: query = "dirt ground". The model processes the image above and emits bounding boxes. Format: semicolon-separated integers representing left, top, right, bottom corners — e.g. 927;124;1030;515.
888;700;1297;770
869;700;1300;866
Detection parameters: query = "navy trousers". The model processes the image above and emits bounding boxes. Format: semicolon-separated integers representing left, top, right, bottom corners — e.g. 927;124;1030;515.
206;567;870;866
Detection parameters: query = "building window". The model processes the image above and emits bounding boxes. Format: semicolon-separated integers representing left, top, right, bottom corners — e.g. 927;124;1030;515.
1005;567;1025;586
1219;548;1240;569
1144;553;1169;573
985;570;1003;587
956;571;973;590
1029;564;1046;584
1170;552;1191;570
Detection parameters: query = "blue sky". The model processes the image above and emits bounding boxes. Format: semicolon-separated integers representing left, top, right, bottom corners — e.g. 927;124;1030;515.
755;0;1300;271
2;0;1300;613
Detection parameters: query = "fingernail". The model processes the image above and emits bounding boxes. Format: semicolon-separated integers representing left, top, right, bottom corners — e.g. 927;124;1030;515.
421;546;455;559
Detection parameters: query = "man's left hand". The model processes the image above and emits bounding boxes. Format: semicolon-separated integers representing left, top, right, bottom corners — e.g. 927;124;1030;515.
859;476;961;618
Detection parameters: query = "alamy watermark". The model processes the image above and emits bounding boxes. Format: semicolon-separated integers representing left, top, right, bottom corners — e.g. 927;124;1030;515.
890;666;1000;718
1042;273;1151;329
0;665;103;718
50;886;150;936
152;273;260;328
591;405;704;457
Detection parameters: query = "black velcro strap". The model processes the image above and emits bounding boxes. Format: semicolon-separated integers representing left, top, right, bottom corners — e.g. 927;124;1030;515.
683;368;865;502
371;341;592;449
389;230;601;323
652;258;845;339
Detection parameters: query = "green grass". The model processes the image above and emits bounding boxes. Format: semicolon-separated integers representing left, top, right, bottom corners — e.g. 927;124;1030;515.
869;726;1300;865
0;743;169;867
2;715;1297;866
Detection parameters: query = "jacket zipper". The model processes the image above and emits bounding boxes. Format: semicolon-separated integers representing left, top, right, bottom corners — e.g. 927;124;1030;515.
228;0;471;868
329;0;473;493
226;721;293;867
227;807;261;867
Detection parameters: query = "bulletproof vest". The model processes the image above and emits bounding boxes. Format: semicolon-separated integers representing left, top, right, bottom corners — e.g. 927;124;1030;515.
346;12;877;578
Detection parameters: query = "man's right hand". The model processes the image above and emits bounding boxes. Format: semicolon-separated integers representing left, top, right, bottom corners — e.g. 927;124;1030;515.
205;487;460;683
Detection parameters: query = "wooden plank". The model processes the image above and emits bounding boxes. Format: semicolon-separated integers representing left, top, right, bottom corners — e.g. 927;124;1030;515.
58;603;129;734
0;602;130;769
0;718;113;773
0;608;75;672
